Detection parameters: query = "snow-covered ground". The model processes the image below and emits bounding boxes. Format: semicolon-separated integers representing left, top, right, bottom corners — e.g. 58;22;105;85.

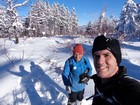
0;35;140;105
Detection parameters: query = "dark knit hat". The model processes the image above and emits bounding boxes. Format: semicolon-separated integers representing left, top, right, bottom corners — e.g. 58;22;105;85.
92;35;122;65
73;44;84;54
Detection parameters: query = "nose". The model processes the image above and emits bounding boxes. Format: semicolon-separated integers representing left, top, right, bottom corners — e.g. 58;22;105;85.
96;55;105;65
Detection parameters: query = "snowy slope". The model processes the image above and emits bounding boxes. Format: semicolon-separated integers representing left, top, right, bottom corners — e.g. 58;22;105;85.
0;35;140;105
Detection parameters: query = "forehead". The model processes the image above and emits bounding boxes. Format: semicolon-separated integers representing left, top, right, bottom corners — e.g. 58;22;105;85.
94;49;112;55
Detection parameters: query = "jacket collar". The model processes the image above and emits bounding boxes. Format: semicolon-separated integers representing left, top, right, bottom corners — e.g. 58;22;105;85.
91;66;127;90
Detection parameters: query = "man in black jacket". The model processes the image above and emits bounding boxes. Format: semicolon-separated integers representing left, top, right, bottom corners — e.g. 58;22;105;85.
91;35;140;105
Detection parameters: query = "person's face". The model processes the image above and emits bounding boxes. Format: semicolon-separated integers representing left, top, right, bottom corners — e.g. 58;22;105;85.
93;49;119;79
73;53;83;62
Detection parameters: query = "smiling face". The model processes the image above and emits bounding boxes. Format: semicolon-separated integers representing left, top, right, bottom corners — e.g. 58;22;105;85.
93;49;119;79
73;52;83;62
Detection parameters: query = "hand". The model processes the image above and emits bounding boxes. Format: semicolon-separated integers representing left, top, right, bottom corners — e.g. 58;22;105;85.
80;76;90;84
66;86;71;94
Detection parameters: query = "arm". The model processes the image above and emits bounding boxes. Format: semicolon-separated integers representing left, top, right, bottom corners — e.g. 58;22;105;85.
7;69;22;76
79;57;92;84
62;60;71;86
119;76;140;104
85;57;92;76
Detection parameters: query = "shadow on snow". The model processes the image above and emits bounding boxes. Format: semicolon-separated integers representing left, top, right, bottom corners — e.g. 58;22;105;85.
7;61;67;105
121;59;140;80
0;59;21;79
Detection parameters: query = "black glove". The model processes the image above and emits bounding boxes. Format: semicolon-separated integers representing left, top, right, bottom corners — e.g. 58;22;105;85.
79;73;90;84
80;76;90;84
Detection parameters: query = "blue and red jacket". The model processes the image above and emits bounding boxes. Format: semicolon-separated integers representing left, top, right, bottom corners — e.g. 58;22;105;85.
62;56;92;92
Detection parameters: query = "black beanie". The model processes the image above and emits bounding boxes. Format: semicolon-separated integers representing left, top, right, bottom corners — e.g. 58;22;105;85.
92;35;122;65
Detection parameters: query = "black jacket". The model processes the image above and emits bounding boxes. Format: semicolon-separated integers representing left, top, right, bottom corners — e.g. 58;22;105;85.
91;66;140;105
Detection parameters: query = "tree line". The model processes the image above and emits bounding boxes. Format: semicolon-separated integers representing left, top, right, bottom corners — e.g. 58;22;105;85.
82;0;140;40
0;0;140;42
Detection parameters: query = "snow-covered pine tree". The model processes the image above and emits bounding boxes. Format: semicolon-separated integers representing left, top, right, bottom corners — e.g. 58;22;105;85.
116;0;138;40
70;7;78;35
27;0;78;36
92;7;116;37
28;0;48;37
135;3;140;39
85;21;93;35
0;6;7;38
0;0;28;43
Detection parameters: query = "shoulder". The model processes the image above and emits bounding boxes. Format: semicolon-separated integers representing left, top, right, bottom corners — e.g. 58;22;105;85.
90;74;97;79
82;56;88;60
66;56;73;63
121;75;140;85
118;76;140;102
116;67;140;87
120;75;140;90
82;56;90;63
90;74;100;82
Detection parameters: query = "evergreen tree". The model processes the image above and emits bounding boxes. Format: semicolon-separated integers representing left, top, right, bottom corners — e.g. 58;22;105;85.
92;7;116;37
0;0;28;42
135;3;140;39
85;21;93;35
0;6;7;37
116;0;138;39
27;0;78;36
71;7;78;35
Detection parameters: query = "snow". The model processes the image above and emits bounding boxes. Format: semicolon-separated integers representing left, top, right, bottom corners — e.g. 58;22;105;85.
0;35;140;105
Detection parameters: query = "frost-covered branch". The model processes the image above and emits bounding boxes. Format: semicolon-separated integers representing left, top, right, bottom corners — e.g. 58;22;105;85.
13;0;29;9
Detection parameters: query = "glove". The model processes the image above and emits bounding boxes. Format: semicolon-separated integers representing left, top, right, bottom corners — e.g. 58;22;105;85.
79;74;90;84
79;72;90;84
66;86;71;94
80;76;90;84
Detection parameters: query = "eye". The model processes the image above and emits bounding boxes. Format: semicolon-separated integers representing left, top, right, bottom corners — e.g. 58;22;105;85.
104;53;111;58
94;54;100;59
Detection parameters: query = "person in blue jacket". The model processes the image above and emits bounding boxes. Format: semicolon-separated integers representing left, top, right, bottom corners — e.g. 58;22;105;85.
62;44;92;105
